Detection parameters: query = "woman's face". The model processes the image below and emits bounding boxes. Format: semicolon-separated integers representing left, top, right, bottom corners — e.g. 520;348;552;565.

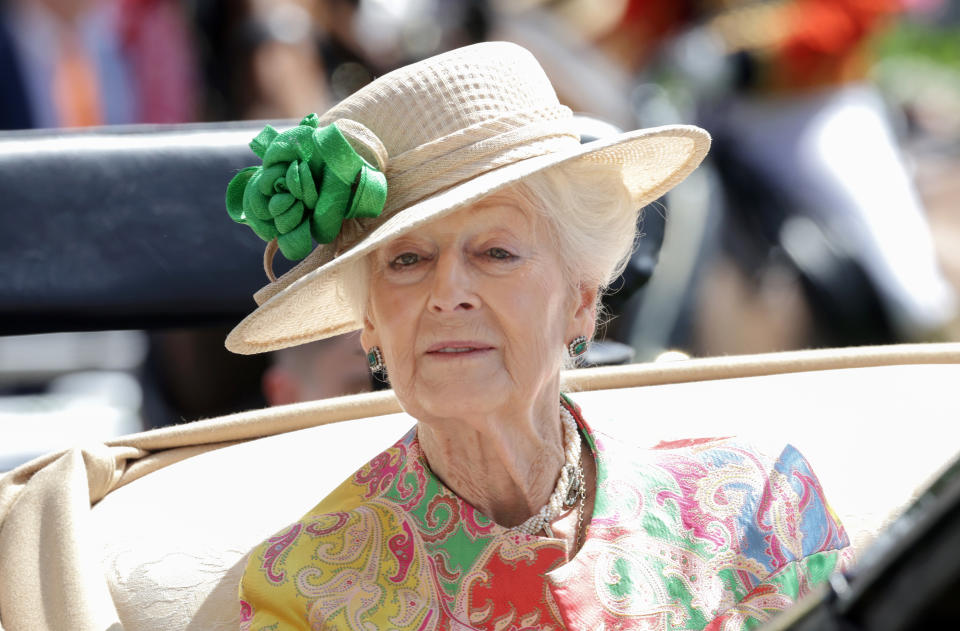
361;193;596;421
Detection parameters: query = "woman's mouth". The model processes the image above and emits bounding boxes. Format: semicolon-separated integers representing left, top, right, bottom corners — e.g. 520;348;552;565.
425;342;494;357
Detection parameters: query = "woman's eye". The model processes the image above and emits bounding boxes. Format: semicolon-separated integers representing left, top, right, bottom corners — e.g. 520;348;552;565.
485;247;513;260
389;252;420;269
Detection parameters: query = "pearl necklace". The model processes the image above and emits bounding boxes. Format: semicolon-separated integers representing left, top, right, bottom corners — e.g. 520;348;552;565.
514;405;585;538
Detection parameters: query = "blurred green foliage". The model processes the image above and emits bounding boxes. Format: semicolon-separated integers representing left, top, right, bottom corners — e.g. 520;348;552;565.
876;20;960;70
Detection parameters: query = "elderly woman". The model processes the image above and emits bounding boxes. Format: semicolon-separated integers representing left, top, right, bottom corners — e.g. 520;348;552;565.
224;42;852;630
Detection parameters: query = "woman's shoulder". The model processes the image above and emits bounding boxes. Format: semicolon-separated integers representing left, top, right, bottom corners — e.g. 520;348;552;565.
238;429;421;623
574;425;852;628
594;422;835;505
586;411;822;479
590;423;851;558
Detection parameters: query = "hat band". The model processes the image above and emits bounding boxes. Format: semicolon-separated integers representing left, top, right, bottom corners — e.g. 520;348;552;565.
383;116;580;215
385;109;573;175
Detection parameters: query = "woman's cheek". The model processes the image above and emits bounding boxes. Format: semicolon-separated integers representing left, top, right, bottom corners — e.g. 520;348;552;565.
504;328;552;387
386;339;419;384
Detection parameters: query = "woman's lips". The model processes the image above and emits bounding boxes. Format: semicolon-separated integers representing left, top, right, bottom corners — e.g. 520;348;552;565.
425;341;495;357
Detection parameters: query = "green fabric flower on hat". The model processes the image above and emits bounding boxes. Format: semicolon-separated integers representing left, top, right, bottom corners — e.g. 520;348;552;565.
225;114;388;261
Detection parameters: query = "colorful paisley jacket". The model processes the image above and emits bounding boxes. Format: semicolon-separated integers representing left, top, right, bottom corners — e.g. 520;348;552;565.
239;399;853;630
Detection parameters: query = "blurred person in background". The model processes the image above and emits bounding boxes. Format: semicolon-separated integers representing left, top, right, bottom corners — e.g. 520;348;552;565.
193;0;365;121
0;0;198;129
239;0;331;119
194;0;489;121
118;0;198;122
596;0;957;350
261;331;372;405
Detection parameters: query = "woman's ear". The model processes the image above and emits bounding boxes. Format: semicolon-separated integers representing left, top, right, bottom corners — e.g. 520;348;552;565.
360;314;378;352
569;284;599;341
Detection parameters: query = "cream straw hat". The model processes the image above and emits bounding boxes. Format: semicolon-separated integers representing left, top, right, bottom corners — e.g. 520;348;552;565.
225;41;710;354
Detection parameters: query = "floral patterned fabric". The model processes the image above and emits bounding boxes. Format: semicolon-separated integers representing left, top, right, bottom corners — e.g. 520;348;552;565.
239;399;853;630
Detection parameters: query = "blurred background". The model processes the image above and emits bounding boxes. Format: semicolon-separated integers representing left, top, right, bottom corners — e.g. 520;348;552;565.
0;0;958;470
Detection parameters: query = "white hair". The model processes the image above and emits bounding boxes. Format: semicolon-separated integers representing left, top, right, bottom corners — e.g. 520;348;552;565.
338;159;640;327
511;159;639;294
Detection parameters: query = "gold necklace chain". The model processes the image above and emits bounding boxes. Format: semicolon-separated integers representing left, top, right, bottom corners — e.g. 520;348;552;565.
573;443;587;553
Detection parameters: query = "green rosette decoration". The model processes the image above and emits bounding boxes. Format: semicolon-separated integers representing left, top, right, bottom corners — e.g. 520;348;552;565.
225;114;388;261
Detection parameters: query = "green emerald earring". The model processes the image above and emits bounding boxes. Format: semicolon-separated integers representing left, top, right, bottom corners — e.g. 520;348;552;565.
367;346;385;373
567;336;588;357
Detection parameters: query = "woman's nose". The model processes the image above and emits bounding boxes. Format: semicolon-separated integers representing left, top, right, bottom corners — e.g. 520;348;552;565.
428;251;479;313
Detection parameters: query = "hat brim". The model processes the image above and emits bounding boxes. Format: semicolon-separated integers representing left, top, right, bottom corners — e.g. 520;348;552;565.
226;124;710;354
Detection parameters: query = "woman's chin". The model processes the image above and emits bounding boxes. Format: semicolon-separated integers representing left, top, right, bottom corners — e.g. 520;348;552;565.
405;377;508;420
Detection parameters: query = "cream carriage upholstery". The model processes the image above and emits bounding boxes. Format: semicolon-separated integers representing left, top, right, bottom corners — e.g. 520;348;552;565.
2;344;960;631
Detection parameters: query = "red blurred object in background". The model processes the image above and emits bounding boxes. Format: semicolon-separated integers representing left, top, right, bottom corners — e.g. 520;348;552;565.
609;0;905;91
118;0;198;123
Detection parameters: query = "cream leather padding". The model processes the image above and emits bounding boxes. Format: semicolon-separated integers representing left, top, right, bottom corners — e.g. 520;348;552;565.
2;343;959;631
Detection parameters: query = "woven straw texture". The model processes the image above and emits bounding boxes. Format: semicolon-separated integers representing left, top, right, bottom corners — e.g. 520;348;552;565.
226;42;711;355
